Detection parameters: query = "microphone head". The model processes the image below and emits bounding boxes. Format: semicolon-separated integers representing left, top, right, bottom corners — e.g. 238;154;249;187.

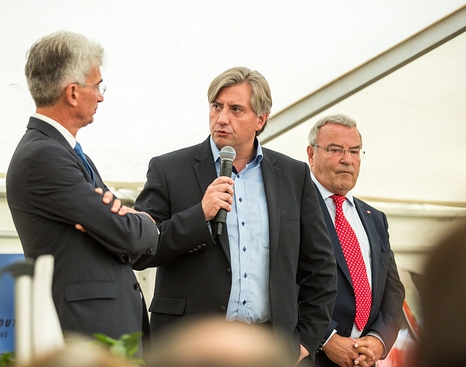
219;146;236;162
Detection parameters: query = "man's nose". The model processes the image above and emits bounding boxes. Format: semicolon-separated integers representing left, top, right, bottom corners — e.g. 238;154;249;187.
217;109;229;124
340;150;354;163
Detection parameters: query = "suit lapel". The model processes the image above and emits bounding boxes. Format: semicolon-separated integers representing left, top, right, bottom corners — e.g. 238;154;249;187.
354;199;380;299
193;138;217;194
27;117;96;186
86;157;105;188
193;138;231;262
315;186;352;285
261;151;280;264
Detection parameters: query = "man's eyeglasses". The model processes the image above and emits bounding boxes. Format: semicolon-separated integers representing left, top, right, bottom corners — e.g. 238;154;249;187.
314;145;365;159
74;83;106;96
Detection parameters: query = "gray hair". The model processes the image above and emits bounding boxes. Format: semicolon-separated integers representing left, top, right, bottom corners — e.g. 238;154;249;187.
207;66;272;135
25;31;104;107
308;113;362;146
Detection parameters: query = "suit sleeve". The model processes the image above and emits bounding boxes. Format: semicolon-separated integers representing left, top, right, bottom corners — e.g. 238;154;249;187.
133;156;216;269
23;142;159;257
296;164;338;356
367;211;405;354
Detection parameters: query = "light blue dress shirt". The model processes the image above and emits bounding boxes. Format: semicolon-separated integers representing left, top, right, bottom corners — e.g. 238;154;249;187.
210;138;271;324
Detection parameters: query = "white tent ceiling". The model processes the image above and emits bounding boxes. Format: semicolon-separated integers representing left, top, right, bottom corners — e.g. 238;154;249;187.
1;1;466;271
1;0;465;186
265;8;466;205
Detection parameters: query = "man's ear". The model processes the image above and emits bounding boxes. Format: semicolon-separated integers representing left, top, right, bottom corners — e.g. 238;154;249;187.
256;113;268;132
307;145;315;167
64;83;79;107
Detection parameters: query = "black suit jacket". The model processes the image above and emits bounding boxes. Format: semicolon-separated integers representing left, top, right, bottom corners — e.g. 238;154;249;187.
314;188;405;367
133;137;337;360
6;117;159;341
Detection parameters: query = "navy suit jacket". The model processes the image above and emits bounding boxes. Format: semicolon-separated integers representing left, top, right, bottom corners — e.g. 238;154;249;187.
6;117;159;341
314;188;405;367
133;137;337;361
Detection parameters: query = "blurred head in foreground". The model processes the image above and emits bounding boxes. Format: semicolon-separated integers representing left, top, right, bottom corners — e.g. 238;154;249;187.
17;338;133;367
149;316;296;367
419;224;466;367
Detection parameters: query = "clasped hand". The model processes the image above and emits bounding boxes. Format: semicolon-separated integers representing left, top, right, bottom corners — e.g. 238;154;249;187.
323;334;383;367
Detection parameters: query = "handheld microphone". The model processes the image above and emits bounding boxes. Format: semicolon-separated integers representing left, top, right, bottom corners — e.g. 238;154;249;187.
215;146;236;236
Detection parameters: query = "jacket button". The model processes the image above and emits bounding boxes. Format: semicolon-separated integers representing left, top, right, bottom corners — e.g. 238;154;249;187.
349;290;354;296
134;282;140;290
219;306;227;312
146;248;154;254
226;268;231;273
345;330;351;336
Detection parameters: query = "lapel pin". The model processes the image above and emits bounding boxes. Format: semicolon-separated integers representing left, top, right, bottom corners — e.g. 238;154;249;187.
366;210;371;215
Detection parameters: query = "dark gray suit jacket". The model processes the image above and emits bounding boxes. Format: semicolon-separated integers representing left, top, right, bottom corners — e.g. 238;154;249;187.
133;137;337;361
314;189;405;367
6;117;159;341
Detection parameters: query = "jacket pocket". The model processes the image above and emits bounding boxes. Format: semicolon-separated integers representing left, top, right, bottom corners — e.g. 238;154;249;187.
65;281;117;302
149;295;186;316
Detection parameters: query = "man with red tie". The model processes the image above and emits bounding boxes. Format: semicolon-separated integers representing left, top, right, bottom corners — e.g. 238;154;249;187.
306;114;405;367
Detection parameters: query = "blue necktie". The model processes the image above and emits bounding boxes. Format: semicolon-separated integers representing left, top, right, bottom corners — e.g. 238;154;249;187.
74;142;95;184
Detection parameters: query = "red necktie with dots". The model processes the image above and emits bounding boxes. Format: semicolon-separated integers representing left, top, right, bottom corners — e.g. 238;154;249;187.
331;194;372;331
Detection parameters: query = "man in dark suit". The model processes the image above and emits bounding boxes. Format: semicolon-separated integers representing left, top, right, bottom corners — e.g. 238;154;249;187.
306;114;405;367
133;66;337;365
6;31;159;348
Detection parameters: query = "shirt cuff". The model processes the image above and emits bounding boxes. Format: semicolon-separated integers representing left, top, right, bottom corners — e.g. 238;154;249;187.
322;329;337;348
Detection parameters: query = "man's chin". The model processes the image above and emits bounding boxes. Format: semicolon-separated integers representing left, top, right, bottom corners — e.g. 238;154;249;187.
336;182;355;194
213;135;230;147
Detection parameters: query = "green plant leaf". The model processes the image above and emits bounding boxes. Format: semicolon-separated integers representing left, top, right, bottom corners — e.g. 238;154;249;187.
121;332;143;357
109;343;127;358
93;333;118;346
0;352;15;367
92;331;143;361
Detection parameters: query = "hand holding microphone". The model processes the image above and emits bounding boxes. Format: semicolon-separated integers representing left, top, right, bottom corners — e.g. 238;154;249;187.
215;146;236;236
